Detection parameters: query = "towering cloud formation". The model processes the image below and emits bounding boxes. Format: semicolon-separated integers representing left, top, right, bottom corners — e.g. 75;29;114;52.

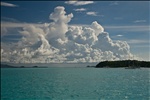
1;6;135;63
47;6;73;40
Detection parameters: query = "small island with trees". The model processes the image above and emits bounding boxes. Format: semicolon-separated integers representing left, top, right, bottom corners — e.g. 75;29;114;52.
94;60;150;68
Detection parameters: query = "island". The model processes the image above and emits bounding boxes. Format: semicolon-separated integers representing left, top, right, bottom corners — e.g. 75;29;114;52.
1;64;48;68
1;64;18;68
95;60;150;68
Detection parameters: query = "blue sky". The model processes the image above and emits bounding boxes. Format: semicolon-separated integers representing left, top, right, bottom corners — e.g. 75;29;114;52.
1;1;149;25
1;1;150;63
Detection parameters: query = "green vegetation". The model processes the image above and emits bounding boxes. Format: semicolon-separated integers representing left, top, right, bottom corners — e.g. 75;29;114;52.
95;60;150;68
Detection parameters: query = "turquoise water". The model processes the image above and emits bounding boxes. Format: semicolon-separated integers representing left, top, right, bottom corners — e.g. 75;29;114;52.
1;68;149;100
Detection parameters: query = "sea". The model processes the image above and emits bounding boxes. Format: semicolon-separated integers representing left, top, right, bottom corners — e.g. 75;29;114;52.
1;66;149;100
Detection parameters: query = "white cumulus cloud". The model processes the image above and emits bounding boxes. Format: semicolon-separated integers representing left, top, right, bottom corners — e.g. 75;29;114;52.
47;6;73;40
1;6;137;63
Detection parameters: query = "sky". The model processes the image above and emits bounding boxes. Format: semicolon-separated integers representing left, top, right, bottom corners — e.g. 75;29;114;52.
1;1;150;63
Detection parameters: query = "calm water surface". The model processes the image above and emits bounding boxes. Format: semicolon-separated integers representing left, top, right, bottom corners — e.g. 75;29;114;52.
1;67;149;100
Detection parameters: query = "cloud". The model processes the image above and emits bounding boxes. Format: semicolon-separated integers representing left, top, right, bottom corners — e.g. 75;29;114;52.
19;25;45;45
1;27;8;36
1;6;138;63
104;25;150;32
127;39;149;44
49;6;73;23
0;21;44;37
110;1;119;6
1;2;18;7
134;20;146;23
116;35;123;37
91;21;104;35
65;1;94;6
131;45;149;48
1;17;19;22
48;6;73;40
74;8;87;12
1;22;43;28
86;11;98;16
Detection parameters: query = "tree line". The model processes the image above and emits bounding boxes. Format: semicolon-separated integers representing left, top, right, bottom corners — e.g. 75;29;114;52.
95;60;150;68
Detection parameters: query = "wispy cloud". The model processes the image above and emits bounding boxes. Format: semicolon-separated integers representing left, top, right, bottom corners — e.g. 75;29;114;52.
110;1;119;6
70;24;150;32
65;1;94;6
104;25;150;32
1;2;18;7
86;11;98;16
1;21;44;28
74;8;87;12
116;35;123;37
134;20;146;23
111;34;124;39
2;21;149;33
131;45;150;48
127;39;149;44
1;17;19;22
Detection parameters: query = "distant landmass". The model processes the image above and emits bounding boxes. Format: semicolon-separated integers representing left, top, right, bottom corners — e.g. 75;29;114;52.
1;64;18;68
1;60;150;68
1;64;47;68
94;60;150;68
